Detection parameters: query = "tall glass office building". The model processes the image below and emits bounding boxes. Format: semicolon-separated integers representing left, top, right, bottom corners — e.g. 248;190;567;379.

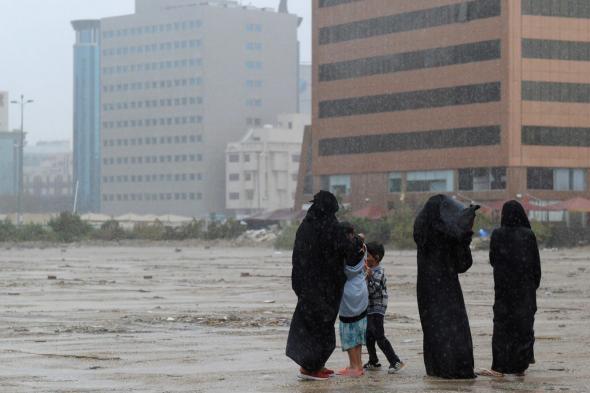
72;20;101;213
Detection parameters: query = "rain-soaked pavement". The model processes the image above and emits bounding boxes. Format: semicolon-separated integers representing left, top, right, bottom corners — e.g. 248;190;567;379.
0;244;588;392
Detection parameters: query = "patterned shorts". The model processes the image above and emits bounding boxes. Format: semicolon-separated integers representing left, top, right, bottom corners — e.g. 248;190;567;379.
339;317;367;351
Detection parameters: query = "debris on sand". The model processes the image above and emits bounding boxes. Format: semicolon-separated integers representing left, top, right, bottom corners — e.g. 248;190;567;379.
4;349;120;361
240;272;251;277
47;275;57;280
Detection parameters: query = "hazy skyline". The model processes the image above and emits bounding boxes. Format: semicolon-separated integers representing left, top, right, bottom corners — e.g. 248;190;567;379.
0;0;311;144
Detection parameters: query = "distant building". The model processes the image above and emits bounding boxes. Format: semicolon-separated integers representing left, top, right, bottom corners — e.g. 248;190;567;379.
226;114;309;215
0;132;19;197
72;20;102;213
300;1;590;211
0;91;9;131
299;63;311;114
24;141;73;202
73;0;301;217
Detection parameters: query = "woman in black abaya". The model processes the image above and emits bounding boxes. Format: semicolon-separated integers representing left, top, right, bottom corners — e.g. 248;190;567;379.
490;201;541;375
286;191;351;379
413;195;479;379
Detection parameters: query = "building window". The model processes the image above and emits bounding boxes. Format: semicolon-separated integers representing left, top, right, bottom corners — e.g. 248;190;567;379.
228;154;239;163
229;192;240;200
319;82;501;118
319;126;501;156
388;172;402;193
292;154;301;163
323;175;351;196
458;167;506;191
527;168;587;191
229;173;240;181
407;170;454;192
523;126;590;147
244;173;252;181
522;0;590;18
320;40;501;82
319;0;501;45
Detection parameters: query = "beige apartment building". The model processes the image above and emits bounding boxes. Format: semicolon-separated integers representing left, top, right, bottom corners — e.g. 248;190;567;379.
226;114;309;215
79;0;300;217
296;0;590;211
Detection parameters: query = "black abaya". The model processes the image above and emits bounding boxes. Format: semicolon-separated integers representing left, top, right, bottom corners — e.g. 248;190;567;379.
414;195;479;379
490;201;541;374
286;191;350;372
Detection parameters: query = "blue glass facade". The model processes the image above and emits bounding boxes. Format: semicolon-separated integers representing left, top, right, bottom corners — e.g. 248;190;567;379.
72;20;101;213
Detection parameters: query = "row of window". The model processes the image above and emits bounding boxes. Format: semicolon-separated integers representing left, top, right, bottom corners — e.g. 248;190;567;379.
522;81;590;103
245;98;263;107
527;168;586;191
103;97;203;112
319;82;501;118
103;154;203;166
522;0;590;18
102;20;203;40
319;40;501;82
228;191;256;201
102;40;202;57
245;80;263;88
246;24;263;33
103;173;203;184
245;42;263;51
103;78;202;94
103;192;203;202
319;0;501;45
322;167;587;195
103;134;203;148
319;126;501;156
227;153;301;163
102;58;202;75
522;38;590;61
319;0;362;7
228;173;298;182
245;61;263;70
102;116;203;129
522;125;590;146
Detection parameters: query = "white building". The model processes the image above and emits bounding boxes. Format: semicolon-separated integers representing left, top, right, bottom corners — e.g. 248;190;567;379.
226;113;309;214
24;141;73;200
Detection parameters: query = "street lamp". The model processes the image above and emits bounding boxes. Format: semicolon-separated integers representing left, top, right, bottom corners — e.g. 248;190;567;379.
10;95;34;226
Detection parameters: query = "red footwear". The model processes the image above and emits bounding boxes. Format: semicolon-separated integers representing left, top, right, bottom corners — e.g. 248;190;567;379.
321;367;335;375
337;368;364;378
298;368;330;381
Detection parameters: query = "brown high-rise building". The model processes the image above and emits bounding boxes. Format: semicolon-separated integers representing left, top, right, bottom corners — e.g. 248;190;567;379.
297;0;590;211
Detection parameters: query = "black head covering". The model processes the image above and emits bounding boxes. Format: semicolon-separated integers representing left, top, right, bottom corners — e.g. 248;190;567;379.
414;195;480;246
306;190;339;221
501;200;531;229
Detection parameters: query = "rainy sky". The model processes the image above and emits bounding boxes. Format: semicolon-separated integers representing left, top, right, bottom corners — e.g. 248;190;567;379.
0;0;311;144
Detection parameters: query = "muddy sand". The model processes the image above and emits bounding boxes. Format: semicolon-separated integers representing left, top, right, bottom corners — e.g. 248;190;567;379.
0;245;589;392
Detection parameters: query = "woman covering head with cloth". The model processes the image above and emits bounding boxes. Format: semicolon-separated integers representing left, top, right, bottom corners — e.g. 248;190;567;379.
413;195;480;379
286;191;353;381
488;200;541;376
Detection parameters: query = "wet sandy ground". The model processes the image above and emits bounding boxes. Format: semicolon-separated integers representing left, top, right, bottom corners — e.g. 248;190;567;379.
0;245;589;392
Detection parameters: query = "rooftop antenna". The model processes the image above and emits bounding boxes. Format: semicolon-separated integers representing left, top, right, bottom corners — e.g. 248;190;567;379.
278;0;288;13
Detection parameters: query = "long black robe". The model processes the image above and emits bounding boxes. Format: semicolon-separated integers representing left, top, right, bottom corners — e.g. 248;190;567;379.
414;195;479;379
286;191;349;372
490;201;541;374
